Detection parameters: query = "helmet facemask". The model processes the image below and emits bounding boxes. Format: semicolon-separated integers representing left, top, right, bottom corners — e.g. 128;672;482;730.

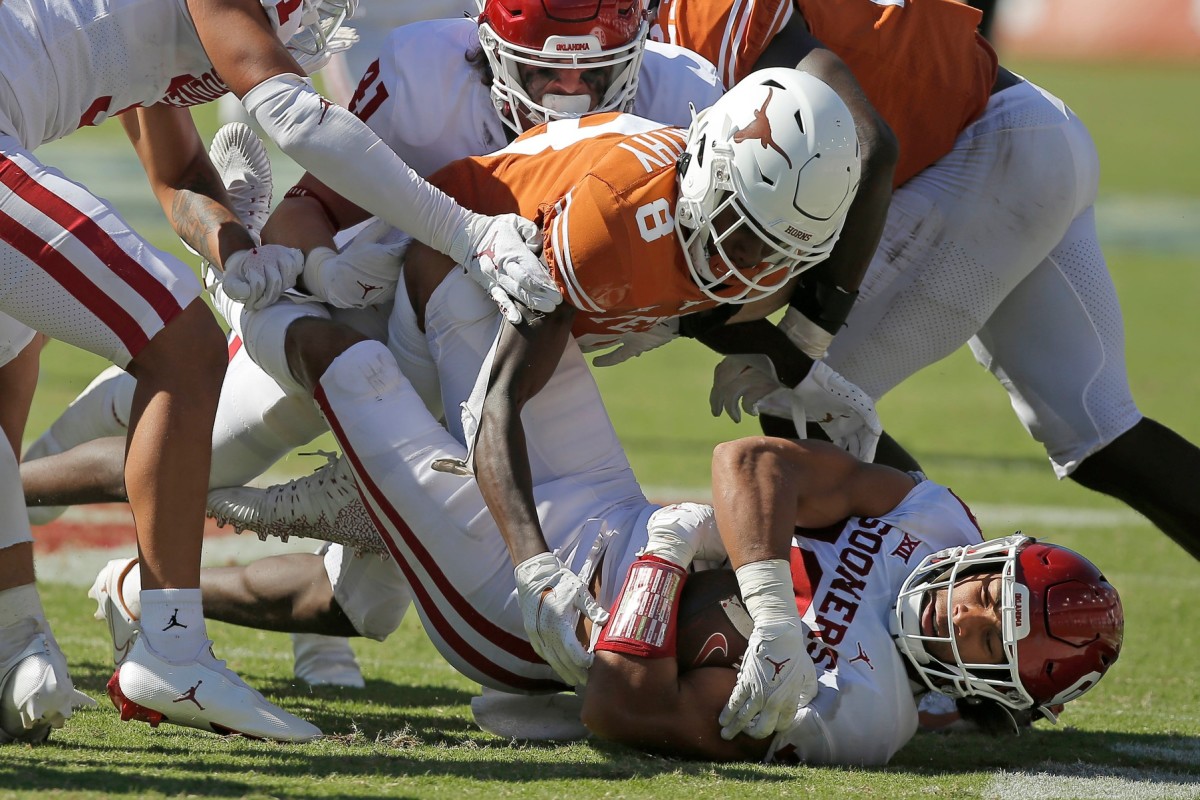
478;0;648;134
287;0;358;57
893;533;1124;721
893;535;1032;712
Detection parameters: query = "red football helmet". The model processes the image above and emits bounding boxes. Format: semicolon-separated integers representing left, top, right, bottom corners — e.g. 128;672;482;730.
477;0;649;133
893;534;1123;720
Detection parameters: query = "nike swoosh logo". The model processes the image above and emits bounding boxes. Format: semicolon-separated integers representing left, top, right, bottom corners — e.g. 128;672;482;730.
694;633;729;667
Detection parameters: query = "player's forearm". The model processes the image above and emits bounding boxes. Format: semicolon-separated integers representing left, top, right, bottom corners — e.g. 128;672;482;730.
243;74;474;258
474;405;548;565
584;653;769;761
711;438;805;567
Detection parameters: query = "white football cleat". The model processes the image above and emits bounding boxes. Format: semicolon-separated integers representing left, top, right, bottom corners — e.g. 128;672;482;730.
291;633;365;688
108;636;321;742
1;620;96;744
208;122;273;241
88;557;142;666
207;453;388;556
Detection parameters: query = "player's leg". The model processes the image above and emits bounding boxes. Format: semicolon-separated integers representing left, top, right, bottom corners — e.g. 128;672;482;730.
969;207;1200;560
0;331;96;742
0;139;317;741
824;80;1088;403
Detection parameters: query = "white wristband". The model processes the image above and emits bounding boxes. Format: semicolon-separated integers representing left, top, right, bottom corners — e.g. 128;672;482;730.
243;73;470;257
780;306;834;361
735;559;801;627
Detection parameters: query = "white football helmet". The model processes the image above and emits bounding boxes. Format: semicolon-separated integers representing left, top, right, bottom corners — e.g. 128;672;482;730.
675;68;861;304
892;534;1123;721
478;0;649;134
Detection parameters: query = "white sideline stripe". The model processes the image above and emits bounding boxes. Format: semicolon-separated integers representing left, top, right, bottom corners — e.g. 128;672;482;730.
1112;740;1200;766
38;526;321;587
36;498;1147;587
987;765;1200;800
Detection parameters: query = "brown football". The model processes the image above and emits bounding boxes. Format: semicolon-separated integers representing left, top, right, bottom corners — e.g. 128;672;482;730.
676;569;752;671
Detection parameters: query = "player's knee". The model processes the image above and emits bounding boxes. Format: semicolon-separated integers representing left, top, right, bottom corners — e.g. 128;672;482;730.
284;317;368;393
131;299;227;387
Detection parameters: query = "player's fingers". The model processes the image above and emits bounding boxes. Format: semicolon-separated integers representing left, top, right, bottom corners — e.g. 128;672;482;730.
489;286;522;325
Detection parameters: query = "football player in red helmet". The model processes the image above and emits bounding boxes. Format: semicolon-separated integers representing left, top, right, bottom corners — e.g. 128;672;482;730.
584;436;1123;764
478;0;650;133
893;534;1123;721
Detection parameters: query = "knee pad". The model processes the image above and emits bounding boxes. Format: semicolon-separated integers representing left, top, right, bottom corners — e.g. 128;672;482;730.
232;297;331;396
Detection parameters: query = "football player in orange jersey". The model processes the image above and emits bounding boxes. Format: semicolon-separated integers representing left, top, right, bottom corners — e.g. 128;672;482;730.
217;68;867;688
650;0;1200;564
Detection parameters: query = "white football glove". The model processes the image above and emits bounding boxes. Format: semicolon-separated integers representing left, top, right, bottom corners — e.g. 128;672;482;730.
514;552;610;687
709;354;787;423
301;220;409;309
217;246;305;310
640;502;722;568
449;212;562;325
710;356;882;462
720;560;818;740
785;360;882;463
591;319;680;367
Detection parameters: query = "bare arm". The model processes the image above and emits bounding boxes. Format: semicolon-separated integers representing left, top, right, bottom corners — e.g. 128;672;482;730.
119;105;251;270
755;14;897;295
711;437;915;567
473;303;577;565
260;173;372;257
583;654;771;762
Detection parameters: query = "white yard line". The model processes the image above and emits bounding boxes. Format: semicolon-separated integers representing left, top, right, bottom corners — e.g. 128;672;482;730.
987;763;1200;800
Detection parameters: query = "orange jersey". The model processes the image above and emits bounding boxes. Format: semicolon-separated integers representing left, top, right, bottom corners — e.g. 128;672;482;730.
428;113;766;344
652;0;998;186
650;0;792;90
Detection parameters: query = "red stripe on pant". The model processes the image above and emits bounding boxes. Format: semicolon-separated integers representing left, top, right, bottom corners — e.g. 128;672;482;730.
0;207;150;356
316;384;566;693
0;155;183;332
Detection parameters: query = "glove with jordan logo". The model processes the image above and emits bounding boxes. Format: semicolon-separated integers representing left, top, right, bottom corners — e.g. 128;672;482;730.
449;212;562;325
300;219;409;309
515;552;610;687
719;559;817;740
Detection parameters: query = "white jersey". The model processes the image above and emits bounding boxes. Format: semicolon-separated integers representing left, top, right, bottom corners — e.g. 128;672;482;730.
343;16;724;178
0;0;312;148
768;479;984;766
0;0;223;148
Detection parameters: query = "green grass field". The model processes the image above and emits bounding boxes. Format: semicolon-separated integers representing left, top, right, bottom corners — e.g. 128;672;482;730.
5;59;1200;798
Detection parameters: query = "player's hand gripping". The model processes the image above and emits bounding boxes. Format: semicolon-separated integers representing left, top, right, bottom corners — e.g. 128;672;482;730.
710;356;882;462
449;212;562;324
217;246;306;310
720;560;818;740
301;219;409;308
514;552;610;687
591;319;680;367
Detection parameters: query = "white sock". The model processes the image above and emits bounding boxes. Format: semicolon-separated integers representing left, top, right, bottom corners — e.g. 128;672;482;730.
0;584;47;663
139;589;207;662
0;583;45;629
